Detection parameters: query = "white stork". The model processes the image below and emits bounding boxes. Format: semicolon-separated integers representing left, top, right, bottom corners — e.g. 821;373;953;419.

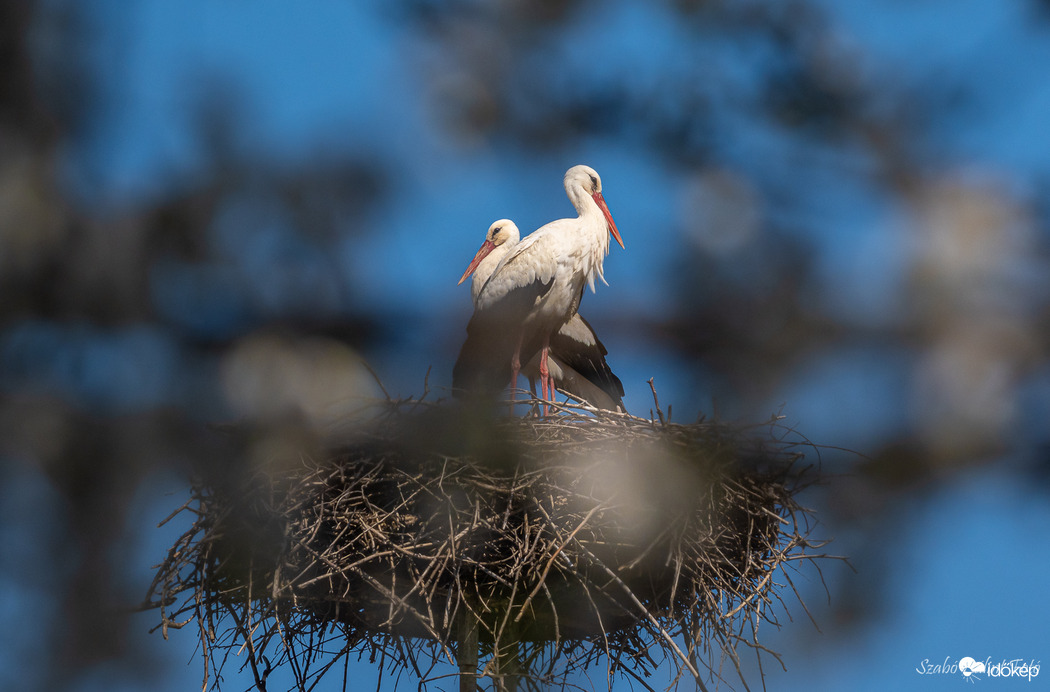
457;219;625;411
452;165;624;410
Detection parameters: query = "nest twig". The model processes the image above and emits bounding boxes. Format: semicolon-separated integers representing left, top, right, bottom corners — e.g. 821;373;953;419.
143;391;841;691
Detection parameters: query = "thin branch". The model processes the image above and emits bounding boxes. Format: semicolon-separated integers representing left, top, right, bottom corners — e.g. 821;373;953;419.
141;389;845;692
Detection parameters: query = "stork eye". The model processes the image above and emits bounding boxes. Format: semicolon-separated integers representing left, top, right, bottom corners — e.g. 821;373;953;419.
589;175;598;189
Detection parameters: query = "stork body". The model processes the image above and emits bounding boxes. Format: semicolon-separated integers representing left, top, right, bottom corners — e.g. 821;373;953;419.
457;219;625;411
452;165;624;410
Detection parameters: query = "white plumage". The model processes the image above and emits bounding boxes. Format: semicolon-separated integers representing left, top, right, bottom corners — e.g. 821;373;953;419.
457;219;624;411
452;165;624;408
458;219;521;304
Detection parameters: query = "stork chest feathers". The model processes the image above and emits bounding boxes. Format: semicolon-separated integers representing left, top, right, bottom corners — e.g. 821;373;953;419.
476;223;606;331
486;211;607;291
451;164;624;410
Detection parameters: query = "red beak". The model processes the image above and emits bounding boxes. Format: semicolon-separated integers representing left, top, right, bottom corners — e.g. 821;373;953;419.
458;239;497;285
592;191;624;249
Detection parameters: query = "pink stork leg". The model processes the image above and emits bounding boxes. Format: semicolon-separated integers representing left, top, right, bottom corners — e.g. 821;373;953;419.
508;330;525;411
538;333;552;416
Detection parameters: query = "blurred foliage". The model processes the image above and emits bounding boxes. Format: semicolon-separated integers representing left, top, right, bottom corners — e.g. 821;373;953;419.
394;0;1050;652
0;2;393;688
397;0;1049;459
1;0;1049;689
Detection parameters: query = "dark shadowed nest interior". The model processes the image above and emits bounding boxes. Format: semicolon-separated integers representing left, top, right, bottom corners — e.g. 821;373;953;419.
143;392;840;692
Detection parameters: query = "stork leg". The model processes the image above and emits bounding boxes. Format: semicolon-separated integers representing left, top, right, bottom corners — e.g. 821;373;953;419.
538;334;552;417
508;331;525;412
540;362;553;417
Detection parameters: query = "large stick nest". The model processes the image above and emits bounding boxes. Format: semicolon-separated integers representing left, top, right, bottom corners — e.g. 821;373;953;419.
144;394;837;691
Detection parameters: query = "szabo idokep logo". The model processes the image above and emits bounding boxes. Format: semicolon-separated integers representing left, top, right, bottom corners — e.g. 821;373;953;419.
958;657;985;681
916;656;1040;682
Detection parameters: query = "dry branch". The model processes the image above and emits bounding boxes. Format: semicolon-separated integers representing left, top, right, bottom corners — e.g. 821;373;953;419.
143;394;839;691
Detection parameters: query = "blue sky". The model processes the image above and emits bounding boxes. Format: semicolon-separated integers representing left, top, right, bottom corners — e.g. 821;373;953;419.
8;0;1050;689
756;469;1050;691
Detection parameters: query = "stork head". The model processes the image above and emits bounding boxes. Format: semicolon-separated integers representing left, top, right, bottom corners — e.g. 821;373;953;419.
486;218;519;248
458;219;519;285
564;165;624;249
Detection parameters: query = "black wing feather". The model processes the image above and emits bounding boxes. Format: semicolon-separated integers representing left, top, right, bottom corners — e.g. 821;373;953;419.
549;313;625;409
452;273;555;397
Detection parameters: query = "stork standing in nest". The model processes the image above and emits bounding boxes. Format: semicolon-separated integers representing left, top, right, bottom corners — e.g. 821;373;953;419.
458;219;625;411
452;165;624;413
